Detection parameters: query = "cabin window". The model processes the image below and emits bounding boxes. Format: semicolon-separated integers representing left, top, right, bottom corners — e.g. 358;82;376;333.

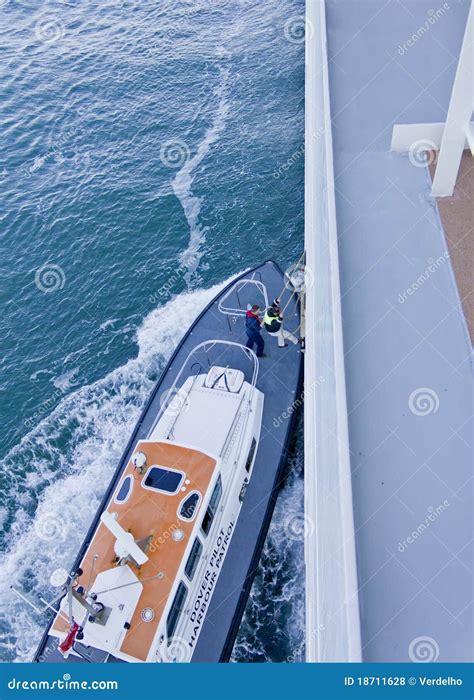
142;466;184;495
184;537;203;581
178;491;201;521
166;581;187;639
245;437;257;472
114;475;133;504
201;475;222;537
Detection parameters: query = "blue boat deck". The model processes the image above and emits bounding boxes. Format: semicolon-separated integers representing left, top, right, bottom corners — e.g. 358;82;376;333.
325;0;473;662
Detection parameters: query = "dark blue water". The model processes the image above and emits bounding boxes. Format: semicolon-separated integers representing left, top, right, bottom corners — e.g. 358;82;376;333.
0;0;304;661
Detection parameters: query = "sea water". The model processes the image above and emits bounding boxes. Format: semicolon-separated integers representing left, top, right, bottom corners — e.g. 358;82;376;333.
0;0;305;662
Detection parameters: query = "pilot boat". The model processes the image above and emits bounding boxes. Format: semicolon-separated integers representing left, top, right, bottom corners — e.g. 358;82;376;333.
32;260;303;663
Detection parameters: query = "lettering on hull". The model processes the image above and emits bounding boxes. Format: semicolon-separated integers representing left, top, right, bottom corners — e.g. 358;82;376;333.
189;522;235;648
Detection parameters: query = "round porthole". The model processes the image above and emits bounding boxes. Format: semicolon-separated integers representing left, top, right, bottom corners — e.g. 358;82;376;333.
172;528;185;542
141;607;155;623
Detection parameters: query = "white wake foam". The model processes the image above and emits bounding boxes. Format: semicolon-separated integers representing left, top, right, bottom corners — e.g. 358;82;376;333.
0;278;231;662
173;68;230;281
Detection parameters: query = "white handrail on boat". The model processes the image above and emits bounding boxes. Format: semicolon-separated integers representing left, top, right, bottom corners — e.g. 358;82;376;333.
304;0;362;662
151;340;259;436
217;278;269;317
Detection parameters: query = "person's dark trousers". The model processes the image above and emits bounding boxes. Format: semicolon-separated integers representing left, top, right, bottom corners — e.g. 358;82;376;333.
245;331;264;357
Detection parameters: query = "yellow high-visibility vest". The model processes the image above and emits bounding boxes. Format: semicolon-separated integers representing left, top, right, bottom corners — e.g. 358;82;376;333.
264;309;282;330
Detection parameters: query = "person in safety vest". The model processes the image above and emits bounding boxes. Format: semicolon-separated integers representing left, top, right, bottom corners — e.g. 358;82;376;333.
245;304;266;357
263;299;299;348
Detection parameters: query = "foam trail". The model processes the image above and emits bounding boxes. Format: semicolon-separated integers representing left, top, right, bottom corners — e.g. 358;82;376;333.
173;68;230;282
0;277;233;662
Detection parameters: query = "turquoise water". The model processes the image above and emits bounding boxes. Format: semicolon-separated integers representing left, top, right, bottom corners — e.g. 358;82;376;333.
0;0;304;662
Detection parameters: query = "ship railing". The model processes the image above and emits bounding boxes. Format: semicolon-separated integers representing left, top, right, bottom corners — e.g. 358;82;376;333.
152;340;259;438
305;0;361;662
